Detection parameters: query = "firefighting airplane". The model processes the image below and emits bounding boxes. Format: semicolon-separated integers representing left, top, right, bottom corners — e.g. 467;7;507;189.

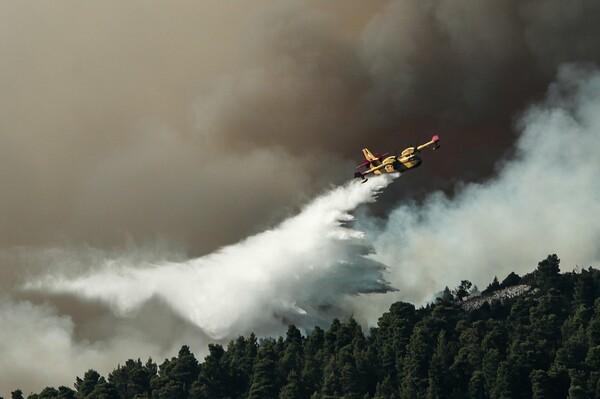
354;135;440;183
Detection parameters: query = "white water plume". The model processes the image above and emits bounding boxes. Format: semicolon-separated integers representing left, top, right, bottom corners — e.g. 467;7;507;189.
27;175;396;339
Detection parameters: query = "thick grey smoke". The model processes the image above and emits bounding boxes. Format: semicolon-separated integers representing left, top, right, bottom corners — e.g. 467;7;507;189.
2;0;600;253
352;65;600;322
2;0;600;394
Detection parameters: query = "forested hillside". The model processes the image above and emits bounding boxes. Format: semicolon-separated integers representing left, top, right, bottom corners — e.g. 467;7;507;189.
10;254;600;399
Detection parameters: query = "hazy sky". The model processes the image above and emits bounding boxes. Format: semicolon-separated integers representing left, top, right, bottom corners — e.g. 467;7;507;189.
1;0;600;394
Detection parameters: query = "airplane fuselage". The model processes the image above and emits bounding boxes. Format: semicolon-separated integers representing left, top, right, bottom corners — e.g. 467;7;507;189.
376;153;422;173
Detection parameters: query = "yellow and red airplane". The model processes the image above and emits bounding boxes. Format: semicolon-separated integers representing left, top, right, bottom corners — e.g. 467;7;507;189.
354;135;440;182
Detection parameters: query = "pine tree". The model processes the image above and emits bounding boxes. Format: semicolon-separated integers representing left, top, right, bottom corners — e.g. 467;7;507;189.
37;388;58;399
426;331;451;399
87;377;119;399
585;346;600;398
248;341;279;399
321;355;341;398
189;344;231;399
567;369;588;399
483;277;500;295
302;327;325;396
57;386;76;399
454;280;473;302
373;302;418;385
152;380;186;399
439;287;454;303
574;268;600;308
338;346;360;398
500;272;522;289
589;298;600;346
530;369;552;399
279;370;304;399
109;358;152;398
482;348;501;396
555;325;589;370
468;370;485;399
374;375;398;399
492;360;513;399
75;370;102;398
172;346;200;390
400;324;434;398
534;254;561;291
281;325;304;378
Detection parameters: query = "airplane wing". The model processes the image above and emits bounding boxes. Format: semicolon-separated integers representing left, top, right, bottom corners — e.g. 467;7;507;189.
416;135;441;151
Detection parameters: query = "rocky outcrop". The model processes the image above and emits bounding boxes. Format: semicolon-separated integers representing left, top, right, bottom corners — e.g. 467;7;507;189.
461;284;539;311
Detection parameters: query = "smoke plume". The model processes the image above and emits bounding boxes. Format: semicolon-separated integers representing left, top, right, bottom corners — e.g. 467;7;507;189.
353;64;600;321
2;0;600;253
2;0;600;395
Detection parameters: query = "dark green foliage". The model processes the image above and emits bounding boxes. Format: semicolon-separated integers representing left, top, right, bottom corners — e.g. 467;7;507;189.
248;340;279;399
75;370;102;398
500;272;521;289
27;387;74;399
426;331;452;398
567;369;587;399
281;325;304;379
57;387;76;399
301;326;325;396
189;344;232;399
439;286;455;303
320;317;372;399
37;388;58;399
279;370;303;399
454;280;473;302
589;299;600;346
372;301;418;387
87;378;119;399
534;254;561;291
150;345;200;399
530;369;553;399
374;374;398;399
109;359;153;399
482;276;500;295
468;370;486;399
16;255;600;399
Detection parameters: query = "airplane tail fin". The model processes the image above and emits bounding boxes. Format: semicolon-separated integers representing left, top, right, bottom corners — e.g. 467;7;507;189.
362;148;376;161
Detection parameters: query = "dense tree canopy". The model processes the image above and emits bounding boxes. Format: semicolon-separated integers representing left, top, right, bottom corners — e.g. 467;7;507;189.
15;255;600;398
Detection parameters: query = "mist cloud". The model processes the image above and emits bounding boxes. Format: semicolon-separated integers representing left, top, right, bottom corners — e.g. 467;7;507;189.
28;176;395;339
